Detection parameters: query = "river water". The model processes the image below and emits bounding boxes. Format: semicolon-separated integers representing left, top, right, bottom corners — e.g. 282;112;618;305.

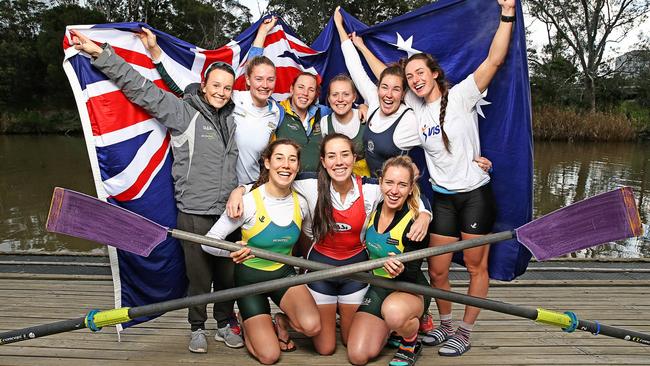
1;135;649;257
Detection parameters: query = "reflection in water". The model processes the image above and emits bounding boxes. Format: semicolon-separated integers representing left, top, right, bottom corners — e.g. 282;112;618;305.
534;140;650;258
1;136;648;257
0;135;104;254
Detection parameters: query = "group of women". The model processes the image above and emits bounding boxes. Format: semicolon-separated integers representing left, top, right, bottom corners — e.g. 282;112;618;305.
71;0;515;364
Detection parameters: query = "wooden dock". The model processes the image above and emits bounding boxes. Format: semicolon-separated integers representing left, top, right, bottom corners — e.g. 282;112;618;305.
1;275;650;365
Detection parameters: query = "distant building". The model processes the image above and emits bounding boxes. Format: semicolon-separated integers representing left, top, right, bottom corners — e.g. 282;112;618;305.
615;50;650;78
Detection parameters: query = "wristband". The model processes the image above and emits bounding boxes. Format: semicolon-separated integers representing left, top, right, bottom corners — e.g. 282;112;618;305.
501;14;516;23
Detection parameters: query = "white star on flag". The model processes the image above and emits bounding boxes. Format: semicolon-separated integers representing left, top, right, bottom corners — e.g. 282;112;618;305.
476;98;491;118
390;33;422;57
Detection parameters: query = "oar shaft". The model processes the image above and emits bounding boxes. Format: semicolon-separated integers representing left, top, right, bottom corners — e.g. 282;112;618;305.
1;317;86;345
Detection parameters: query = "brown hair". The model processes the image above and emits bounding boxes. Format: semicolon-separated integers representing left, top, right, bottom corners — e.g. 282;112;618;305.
403;53;450;152
292;72;321;102
378;64;407;93
312;133;357;243
327;74;357;100
380;156;420;219
246;55;276;77
252;138;301;190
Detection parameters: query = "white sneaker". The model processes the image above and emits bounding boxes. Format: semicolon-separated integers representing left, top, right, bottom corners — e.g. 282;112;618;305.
188;328;209;353
215;319;244;348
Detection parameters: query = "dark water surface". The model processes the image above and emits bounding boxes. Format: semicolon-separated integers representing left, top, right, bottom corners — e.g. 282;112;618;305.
1;136;649;257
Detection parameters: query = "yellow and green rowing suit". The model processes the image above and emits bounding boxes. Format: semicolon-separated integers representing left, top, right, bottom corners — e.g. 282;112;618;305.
359;202;430;318
235;187;303;320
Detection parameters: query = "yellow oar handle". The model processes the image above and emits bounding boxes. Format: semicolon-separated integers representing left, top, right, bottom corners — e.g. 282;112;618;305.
535;308;578;332
84;308;132;331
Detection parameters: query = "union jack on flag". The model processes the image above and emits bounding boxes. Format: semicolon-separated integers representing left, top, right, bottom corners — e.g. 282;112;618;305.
62;0;534;333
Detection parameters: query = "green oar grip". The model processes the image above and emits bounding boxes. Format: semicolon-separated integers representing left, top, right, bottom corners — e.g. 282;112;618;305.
535;308;577;331
84;308;132;331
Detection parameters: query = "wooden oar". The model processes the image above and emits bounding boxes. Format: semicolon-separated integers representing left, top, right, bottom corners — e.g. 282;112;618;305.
0;187;646;345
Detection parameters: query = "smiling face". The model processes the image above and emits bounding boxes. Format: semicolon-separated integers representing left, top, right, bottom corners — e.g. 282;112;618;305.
377;74;405;116
246;63;276;107
380;165;413;211
264;143;300;191
321;137;355;185
327;79;356;118
290;74;318;114
404;58;439;101
201;69;235;109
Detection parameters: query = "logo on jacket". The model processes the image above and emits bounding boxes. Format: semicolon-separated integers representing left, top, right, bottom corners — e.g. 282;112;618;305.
259;215;266;223
288;123;299;131
421;124;441;142
334;222;352;232
367;140;375;153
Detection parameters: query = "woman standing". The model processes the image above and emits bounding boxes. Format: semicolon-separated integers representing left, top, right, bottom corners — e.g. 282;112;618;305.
345;0;515;356
71;29;245;352
204;139;321;364
346;156;429;366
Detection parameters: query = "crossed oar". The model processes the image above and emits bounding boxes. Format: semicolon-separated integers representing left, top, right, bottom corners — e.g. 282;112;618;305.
1;187;648;346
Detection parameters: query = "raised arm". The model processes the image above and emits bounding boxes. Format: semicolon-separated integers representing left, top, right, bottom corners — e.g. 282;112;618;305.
252;16;278;48
350;33;386;79
71;31;193;131
334;7;379;105
473;0;515;92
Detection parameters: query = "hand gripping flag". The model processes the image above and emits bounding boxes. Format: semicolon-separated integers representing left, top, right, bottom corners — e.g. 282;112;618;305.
62;0;533;333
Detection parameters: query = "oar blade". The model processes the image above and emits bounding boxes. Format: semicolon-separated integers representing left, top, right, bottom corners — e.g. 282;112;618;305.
46;187;169;256
516;187;643;260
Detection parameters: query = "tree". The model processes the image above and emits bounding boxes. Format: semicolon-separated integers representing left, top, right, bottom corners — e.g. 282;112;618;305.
0;0;46;109
529;37;582;106
526;0;650;111
266;0;430;44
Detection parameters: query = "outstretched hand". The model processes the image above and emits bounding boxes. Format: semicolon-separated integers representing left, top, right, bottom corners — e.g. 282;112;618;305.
333;6;344;27
137;27;162;61
70;30;103;58
259;16;278;35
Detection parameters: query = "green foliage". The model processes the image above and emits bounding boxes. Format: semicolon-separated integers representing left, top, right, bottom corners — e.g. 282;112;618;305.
267;0;430;44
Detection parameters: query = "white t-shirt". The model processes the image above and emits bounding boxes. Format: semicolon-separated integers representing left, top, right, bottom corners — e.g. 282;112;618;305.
231;91;282;184
204;184;310;257
402;74;490;192
319;109;363;139
340;39;420;149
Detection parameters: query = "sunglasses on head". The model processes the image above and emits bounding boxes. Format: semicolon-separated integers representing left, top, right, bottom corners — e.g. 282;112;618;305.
203;61;235;80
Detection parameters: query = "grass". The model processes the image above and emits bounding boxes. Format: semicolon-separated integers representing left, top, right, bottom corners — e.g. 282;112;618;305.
532;105;642;141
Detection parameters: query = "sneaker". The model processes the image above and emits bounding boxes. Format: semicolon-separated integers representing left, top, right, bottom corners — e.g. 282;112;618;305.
389;341;422;366
418;312;434;334
188;328;209;353
386;332;403;348
421;327;453;346
438;335;471;356
215;318;244;348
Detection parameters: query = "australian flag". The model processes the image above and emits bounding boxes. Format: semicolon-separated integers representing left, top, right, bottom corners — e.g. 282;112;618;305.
61;0;532;331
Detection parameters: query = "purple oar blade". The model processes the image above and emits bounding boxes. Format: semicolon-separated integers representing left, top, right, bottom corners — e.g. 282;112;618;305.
46;187;169;256
516;187;643;261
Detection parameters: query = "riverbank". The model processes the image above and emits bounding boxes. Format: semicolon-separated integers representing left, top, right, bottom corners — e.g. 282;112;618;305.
3;106;650;140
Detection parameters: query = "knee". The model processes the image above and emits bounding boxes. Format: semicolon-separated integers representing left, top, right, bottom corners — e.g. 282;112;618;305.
256;349;280;365
315;341;336;356
300;316;321;337
428;267;449;284
464;259;488;276
382;306;408;330
347;348;369;366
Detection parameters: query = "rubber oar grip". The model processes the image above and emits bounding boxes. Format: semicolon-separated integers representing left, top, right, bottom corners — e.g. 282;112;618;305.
0;317;86;345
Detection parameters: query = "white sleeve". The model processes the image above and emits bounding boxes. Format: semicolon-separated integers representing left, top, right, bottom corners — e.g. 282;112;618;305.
392;109;421;150
298;195;313;240
404;89;421;110
341;40;380;107
203;195;255;257
291;177;318;197
454;74;487;112
156;52;200;91
319;115;329;136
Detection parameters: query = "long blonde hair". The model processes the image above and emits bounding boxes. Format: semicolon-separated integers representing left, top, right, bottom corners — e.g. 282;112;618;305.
380;156;421;219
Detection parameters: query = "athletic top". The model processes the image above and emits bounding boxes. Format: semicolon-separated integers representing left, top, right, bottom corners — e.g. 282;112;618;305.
365;202;427;283
275;99;324;172
363;107;410;177
320;110;371;177
230;91;282;184
313;176;367;260
400;74;490;192
204;185;310;268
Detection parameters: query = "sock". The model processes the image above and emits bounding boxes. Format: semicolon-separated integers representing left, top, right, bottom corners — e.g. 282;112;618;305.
439;313;454;335
455;322;473;345
399;333;418;353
